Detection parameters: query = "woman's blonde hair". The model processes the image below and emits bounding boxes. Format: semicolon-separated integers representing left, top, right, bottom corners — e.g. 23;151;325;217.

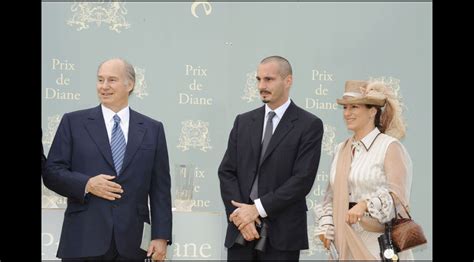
364;81;407;139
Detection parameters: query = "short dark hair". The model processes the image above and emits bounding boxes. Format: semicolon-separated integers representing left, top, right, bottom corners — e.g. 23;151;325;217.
260;56;292;78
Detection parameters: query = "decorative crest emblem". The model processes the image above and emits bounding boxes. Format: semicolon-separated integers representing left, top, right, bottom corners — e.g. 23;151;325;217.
43;114;62;146
133;66;149;99
322;124;336;156
42;189;61;208
241;71;259;103
177;120;212;152
191;1;212;18
42;183;67;208
67;1;131;33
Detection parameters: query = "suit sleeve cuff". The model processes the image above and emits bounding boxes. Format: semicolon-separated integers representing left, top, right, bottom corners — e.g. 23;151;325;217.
254;199;267;218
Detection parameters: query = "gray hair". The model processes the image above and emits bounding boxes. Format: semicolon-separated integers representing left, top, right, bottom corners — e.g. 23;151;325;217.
98;58;136;94
260;56;292;78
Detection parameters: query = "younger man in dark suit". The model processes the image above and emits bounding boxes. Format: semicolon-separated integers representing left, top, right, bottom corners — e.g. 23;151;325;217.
218;56;324;260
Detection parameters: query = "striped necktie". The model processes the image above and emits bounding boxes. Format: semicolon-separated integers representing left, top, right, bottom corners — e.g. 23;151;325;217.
111;114;126;175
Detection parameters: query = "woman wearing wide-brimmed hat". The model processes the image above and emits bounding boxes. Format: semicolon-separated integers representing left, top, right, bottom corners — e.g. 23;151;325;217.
313;80;415;260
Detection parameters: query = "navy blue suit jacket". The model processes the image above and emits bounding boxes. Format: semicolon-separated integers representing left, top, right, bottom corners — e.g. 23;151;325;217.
218;101;323;251
43;105;172;259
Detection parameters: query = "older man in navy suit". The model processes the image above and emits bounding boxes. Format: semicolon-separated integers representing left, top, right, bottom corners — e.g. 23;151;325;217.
44;58;172;261
218;56;324;261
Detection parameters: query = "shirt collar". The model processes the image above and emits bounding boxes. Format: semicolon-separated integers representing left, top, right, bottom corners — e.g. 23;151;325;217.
265;98;291;119
353;127;381;152
101;104;130;125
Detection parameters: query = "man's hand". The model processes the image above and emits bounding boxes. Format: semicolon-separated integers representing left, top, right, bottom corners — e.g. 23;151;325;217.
229;200;259;230
85;174;123;200
240;222;260;241
147;239;168;261
346;201;367;224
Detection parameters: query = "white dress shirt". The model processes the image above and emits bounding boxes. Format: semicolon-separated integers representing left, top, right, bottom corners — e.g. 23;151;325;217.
254;98;292;218
101;104;130;144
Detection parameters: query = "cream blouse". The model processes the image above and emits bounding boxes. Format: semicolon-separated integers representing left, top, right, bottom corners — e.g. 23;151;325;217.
314;128;413;239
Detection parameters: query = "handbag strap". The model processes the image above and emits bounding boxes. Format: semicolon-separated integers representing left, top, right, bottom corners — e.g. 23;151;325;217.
389;192;412;220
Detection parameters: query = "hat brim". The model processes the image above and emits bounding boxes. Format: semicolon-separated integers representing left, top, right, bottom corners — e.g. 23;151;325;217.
336;97;386;106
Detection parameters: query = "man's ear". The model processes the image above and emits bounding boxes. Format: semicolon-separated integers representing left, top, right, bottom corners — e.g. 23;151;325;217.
127;82;134;94
286;74;293;88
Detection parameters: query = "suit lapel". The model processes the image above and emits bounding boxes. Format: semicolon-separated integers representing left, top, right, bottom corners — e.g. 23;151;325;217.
250;106;265;161
247;106;265;188
121;109;146;174
84;106;115;170
260;102;298;165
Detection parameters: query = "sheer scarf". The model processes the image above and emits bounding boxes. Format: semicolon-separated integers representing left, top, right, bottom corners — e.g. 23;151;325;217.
332;139;375;260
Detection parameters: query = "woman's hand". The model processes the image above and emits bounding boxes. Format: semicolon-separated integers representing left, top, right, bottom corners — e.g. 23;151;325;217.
346;201;367;224
318;234;331;249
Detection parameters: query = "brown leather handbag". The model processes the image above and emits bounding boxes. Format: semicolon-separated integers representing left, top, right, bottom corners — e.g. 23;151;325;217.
390;193;427;251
